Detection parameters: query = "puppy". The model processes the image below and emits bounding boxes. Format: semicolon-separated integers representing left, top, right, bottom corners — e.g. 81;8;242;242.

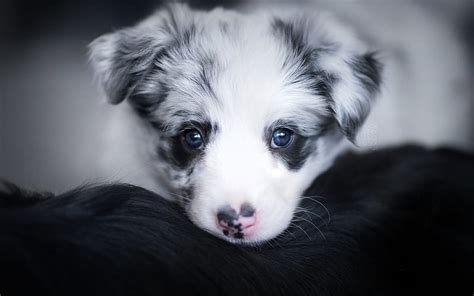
89;3;382;243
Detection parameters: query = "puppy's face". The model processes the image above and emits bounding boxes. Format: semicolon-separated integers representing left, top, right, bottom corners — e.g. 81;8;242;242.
90;4;381;244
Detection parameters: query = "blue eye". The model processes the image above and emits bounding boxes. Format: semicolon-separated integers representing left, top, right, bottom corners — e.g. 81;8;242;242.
184;129;203;149
271;128;294;148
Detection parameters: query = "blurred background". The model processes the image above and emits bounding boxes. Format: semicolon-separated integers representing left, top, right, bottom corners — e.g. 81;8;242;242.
0;0;473;192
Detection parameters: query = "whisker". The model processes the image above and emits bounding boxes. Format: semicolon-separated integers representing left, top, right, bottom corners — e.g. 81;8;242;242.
299;196;331;224
293;216;326;241
294;207;327;222
285;228;297;240
271;238;283;249
265;239;276;249
300;195;327;200
294;206;319;217
294;209;329;228
277;228;297;242
289;222;311;241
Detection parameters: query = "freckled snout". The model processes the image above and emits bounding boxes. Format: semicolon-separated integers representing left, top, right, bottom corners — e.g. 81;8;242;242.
217;203;256;239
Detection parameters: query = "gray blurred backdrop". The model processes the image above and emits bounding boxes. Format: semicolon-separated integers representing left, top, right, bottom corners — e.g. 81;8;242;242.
0;0;473;192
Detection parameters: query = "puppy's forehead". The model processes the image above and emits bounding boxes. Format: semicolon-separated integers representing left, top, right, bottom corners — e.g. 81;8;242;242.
155;12;328;134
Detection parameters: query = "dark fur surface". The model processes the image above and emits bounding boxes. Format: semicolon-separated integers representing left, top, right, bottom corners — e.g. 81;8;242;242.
1;146;473;295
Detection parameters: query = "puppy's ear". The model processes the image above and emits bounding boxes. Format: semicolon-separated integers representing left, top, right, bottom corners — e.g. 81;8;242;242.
273;14;382;142
315;16;383;142
320;52;382;142
319;49;382;142
88;4;193;107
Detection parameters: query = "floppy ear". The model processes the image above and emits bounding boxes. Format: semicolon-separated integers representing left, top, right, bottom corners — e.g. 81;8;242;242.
315;15;383;142
276;14;383;142
318;48;382;142
88;4;193;107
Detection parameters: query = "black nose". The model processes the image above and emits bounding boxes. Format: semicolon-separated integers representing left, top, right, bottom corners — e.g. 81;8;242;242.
217;206;238;226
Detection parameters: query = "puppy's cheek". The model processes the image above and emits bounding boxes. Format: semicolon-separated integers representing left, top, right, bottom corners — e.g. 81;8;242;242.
253;192;300;241
251;206;295;243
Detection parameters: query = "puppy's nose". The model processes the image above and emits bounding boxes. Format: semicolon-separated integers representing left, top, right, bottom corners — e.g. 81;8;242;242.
217;203;256;238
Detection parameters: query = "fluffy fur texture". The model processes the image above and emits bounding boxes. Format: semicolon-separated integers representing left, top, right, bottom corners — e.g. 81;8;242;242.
89;3;382;243
1;146;473;295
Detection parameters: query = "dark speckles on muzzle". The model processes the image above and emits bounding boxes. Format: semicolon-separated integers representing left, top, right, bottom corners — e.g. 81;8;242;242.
217;204;257;239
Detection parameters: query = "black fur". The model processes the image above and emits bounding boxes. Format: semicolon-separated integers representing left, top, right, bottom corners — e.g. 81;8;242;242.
1;146;473;295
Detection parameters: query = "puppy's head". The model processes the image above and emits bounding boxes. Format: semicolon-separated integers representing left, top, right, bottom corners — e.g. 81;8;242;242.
89;4;382;244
